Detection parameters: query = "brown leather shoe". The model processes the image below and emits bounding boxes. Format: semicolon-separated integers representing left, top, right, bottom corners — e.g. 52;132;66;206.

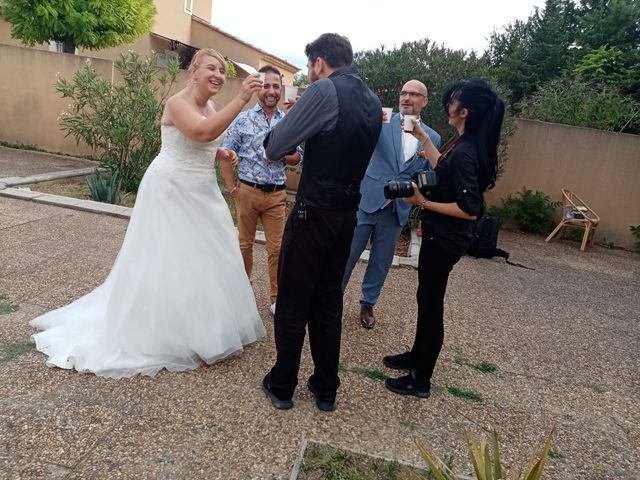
360;304;376;329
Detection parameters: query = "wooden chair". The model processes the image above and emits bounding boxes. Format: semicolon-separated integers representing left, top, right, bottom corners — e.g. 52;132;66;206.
545;189;600;251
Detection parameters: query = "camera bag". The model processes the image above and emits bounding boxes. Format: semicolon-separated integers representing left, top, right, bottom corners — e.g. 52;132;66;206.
467;214;533;270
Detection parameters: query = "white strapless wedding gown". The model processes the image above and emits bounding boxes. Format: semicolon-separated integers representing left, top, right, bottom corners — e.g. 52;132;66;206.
30;126;265;378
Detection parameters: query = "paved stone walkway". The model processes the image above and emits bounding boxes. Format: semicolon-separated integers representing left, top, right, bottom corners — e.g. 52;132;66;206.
0;146;638;479
0;146;96;179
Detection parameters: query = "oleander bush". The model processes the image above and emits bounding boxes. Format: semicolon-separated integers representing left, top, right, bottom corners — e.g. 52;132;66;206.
56;51;179;193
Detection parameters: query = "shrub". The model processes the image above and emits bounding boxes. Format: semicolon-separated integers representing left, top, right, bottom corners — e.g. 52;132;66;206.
561;228;585;243
403;205;421;235
630;225;640;252
87;169;122;205
519;76;640;134
225;59;237;78
414;428;554;480
488;188;560;234
56;51;179;193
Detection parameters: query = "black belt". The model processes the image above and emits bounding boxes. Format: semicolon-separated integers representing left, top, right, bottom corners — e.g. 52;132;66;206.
240;179;286;192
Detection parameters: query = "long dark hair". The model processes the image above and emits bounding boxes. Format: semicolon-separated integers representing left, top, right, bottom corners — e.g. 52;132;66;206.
442;79;505;191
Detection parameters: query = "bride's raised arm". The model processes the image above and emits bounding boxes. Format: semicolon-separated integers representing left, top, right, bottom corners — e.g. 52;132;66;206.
166;74;262;143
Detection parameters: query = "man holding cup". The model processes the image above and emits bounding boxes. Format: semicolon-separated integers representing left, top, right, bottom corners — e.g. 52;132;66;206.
342;80;441;329
260;33;382;412
221;65;302;316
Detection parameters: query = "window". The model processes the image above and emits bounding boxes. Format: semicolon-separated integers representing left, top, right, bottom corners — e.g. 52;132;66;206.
184;0;193;14
48;41;64;53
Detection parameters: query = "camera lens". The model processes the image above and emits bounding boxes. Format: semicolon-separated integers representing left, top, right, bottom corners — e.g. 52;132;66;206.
383;182;397;199
384;180;414;199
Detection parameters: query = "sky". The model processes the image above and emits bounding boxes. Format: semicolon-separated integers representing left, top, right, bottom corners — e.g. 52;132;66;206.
211;0;545;71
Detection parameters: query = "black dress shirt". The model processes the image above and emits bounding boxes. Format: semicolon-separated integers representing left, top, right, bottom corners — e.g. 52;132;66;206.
421;138;484;256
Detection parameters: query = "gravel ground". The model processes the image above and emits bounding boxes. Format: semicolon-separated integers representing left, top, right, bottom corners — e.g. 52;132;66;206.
0;194;638;479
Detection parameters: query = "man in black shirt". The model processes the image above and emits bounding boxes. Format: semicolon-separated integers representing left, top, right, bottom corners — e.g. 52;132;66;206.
261;33;382;411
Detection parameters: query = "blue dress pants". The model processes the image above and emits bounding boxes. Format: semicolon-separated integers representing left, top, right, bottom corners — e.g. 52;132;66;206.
342;204;404;306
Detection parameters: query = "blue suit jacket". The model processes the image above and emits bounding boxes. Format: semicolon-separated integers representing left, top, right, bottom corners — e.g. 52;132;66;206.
358;113;441;226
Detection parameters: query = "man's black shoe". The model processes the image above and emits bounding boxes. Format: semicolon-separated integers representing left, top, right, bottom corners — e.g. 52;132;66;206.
360;304;376;329
383;351;413;370
307;378;336;412
385;371;431;399
262;374;293;410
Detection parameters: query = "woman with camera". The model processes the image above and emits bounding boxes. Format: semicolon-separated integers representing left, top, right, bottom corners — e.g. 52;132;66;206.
383;79;505;398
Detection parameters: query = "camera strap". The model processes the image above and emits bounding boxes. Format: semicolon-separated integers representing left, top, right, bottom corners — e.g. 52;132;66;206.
437;137;461;165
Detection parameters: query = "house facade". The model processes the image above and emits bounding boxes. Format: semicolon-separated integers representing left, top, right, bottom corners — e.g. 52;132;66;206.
0;0;299;84
0;0;301;154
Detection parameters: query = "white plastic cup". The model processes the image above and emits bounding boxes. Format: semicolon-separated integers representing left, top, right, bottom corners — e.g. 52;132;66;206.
284;85;298;102
403;114;417;132
382;107;393;123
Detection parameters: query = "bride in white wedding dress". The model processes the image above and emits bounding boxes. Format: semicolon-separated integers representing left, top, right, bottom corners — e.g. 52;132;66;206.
30;49;266;378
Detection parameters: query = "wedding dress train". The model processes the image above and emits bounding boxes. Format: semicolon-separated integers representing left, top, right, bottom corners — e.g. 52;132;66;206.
31;126;265;378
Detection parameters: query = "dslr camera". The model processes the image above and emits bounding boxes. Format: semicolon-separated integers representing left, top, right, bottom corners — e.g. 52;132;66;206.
383;170;437;199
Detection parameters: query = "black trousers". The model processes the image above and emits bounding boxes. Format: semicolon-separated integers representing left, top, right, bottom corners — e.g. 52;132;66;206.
268;204;356;400
410;233;462;382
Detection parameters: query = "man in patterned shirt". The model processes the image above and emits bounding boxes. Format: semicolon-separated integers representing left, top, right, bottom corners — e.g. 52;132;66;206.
221;65;302;315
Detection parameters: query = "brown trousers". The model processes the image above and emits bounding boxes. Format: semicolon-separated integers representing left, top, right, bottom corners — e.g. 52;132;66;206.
235;182;287;303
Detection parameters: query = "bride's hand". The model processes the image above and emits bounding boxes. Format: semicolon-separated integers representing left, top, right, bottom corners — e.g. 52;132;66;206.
238;74;263;103
216;148;239;167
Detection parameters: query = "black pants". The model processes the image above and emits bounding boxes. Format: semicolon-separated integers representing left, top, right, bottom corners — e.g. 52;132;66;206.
410;233;462;382
268;204;356;400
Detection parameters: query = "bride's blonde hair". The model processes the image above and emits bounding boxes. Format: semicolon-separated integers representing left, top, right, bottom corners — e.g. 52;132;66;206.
188;48;227;76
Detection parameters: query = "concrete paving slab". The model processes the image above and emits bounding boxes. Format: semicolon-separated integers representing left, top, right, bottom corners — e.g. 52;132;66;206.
69;200;132;218
32;193;85;207
0;146;96;178
1;167;96;186
0;187;43;201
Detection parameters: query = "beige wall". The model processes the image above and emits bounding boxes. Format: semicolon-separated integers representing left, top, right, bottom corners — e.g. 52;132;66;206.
0;3;298;83
0;45;113;156
0;44;251;157
77;36;153;63
487;119;640;249
152;0;193;45
0;17;51;51
193;0;213;22
0;7;167;58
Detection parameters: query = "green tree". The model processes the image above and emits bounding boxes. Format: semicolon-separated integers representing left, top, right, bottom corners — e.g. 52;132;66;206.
577;0;640;52
487;20;536;107
489;0;579;107
2;0;156;54
489;0;640;108
355;39;494;144
519;76;640;132
574;45;628;85
576;0;640;100
354;39;516;179
293;73;308;87
225;59;237;78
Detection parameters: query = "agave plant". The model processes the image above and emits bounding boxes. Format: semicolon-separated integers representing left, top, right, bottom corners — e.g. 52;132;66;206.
87;169;122;205
414;428;554;480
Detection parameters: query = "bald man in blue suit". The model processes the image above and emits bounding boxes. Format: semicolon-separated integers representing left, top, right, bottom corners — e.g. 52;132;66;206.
342;80;440;328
